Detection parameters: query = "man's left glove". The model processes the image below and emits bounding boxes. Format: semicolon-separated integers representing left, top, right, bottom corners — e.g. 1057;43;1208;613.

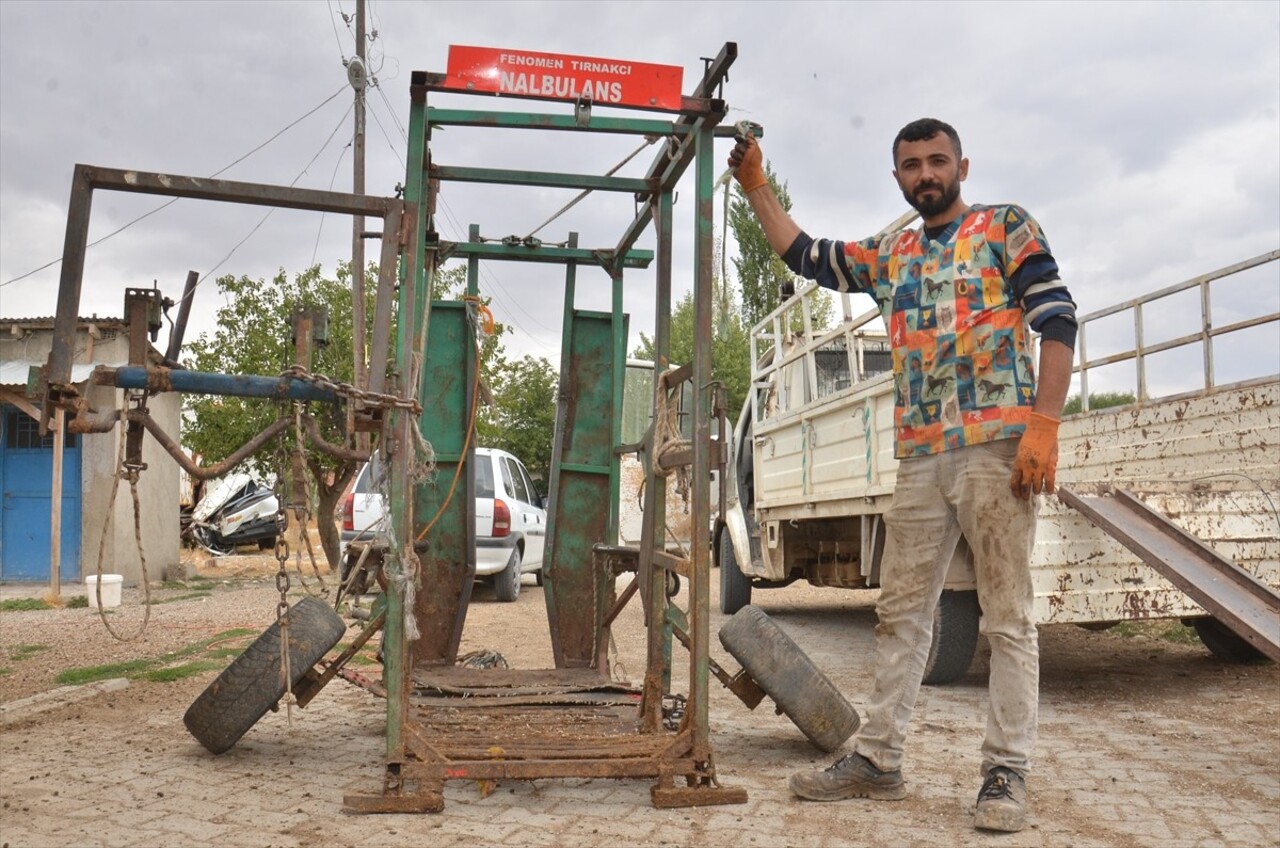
1010;412;1060;499
728;136;768;194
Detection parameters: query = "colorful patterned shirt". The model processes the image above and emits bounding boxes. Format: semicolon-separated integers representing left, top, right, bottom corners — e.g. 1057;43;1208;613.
783;204;1076;458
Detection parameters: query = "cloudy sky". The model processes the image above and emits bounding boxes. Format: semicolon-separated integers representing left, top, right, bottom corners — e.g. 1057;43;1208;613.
2;0;1277;397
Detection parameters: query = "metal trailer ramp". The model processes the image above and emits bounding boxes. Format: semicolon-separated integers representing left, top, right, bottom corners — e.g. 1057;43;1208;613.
1059;486;1280;661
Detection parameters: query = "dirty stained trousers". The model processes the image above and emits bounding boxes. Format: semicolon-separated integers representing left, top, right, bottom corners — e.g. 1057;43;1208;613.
853;438;1040;777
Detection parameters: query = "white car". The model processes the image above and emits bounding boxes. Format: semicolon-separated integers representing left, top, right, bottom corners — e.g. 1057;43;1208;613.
340;447;547;601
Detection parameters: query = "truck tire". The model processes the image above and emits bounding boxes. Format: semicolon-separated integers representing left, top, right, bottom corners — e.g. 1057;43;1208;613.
1193;616;1268;663
922;589;981;685
719;531;752;615
718;604;860;753
184;596;346;754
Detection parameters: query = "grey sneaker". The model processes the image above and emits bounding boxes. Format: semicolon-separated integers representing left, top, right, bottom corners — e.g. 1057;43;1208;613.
974;767;1028;832
788;752;907;802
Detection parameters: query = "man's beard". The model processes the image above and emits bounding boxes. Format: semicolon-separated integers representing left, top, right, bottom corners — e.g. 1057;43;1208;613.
903;178;961;217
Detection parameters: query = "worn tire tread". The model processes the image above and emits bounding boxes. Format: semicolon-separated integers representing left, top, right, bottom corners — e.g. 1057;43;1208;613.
719;604;859;752
922;589;980;686
183;596;346;754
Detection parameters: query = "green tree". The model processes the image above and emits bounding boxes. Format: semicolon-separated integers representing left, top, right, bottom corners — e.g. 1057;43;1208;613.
479;355;558;493
632;290;752;419
1062;391;1137;415
728;164;834;334
183;264;365;568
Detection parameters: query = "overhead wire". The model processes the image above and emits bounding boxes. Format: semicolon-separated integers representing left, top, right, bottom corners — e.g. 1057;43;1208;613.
1;85;349;289
310;140;354;268
200;101;354;292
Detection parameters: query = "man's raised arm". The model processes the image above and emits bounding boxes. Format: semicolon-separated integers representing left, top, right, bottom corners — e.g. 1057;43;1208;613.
729;136;802;256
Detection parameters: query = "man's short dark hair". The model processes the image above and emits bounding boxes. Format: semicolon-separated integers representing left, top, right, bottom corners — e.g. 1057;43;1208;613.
893;118;962;165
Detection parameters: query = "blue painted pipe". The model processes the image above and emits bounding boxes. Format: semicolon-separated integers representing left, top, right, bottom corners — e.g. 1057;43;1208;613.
109;366;338;403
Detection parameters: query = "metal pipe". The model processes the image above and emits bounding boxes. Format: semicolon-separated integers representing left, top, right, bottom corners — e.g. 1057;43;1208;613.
164;270;199;366
131;410;291;480
98;365;339;403
303;414;372;463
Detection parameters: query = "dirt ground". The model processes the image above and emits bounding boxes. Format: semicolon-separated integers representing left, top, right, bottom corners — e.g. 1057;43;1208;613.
1;551;1278;847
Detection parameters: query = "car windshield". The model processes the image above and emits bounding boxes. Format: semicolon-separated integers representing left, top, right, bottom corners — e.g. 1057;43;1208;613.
474;455;495;498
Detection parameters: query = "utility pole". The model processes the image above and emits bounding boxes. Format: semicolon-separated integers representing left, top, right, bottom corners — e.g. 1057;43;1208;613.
349;0;368;389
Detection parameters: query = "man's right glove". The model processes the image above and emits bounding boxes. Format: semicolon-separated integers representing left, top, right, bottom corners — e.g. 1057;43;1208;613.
728;136;768;194
1010;412;1060;499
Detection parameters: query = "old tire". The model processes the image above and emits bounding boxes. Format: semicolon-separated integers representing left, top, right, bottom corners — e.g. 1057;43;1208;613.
719;531;752;615
922;589;981;685
1193;617;1269;663
494;548;522;603
183;596;346;754
719;604;859;752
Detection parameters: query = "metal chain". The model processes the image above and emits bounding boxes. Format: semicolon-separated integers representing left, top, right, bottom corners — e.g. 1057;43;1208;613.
272;423;296;725
661;693;687;731
289;405;327;595
279;364;421;414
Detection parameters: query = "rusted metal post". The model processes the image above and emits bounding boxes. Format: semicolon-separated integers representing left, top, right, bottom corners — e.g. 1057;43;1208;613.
49;407;64;598
689;120;716;760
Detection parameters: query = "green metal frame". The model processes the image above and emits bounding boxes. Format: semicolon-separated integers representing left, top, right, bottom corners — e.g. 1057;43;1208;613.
363;42;743;812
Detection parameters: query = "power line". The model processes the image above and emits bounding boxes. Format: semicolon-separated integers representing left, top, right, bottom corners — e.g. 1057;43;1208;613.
1;85;349;289
325;0;347;60
311;141;353;268
195;101;355;294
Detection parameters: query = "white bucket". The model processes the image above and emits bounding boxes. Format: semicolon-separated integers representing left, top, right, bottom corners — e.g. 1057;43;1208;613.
84;574;123;609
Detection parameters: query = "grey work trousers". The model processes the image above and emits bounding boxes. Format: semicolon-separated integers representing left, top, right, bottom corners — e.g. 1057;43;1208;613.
853;438;1040;777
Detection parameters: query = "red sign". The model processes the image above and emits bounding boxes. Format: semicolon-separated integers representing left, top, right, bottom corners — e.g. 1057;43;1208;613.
443;45;685;111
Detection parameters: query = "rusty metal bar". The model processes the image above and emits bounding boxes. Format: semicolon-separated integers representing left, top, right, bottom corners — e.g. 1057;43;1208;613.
302;414;372;463
73;164;397;216
46;167;94;395
130;410;291;481
163;270;199;365
366;204;403;395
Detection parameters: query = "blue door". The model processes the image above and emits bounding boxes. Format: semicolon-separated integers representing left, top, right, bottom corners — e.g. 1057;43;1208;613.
0;406;82;581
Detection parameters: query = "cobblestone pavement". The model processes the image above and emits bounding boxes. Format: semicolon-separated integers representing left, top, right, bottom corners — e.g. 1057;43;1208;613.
1;582;1277;847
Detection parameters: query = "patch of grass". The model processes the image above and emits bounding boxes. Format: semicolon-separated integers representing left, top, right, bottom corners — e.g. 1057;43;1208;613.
0;598;52;612
159;579;217;591
0;667;12;676
144;591;213;606
10;644;50;661
1111;620;1201;645
66;595;89;609
52;627;263;686
204;647;245;659
56;658;155;685
141;660;224;682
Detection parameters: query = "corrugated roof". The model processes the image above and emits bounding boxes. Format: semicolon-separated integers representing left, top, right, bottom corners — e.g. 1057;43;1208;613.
4;317;128;329
0;359;120;388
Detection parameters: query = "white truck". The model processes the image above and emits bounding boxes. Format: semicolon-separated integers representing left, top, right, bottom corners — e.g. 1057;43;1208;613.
717;249;1280;682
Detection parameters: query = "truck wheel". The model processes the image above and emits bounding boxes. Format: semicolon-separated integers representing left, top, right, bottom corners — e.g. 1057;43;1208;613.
183;596;346;754
719;531;752;615
494;548;523;603
1193;617;1268;663
922;589;980;685
718;604;860;753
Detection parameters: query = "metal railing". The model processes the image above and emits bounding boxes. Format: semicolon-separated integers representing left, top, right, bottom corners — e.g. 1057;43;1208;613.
1075;249;1280;411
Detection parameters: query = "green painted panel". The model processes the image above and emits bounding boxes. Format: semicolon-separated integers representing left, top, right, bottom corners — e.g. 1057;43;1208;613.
412;300;475;665
544;309;626;668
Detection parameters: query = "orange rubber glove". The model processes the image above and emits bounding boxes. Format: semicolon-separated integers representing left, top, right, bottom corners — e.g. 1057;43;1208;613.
728;135;768;194
1010;412;1060;499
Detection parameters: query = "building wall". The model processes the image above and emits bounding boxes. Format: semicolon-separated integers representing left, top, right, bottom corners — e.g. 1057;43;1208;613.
1;324;179;585
79;379;181;586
